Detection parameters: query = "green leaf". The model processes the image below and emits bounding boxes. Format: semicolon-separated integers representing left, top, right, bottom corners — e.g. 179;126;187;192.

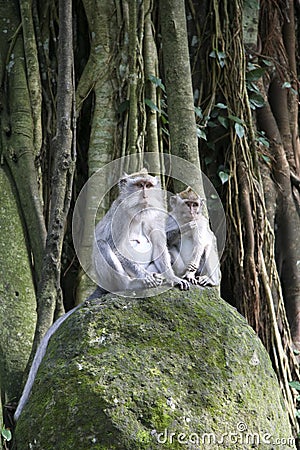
235;123;245;139
215;103;227;109
144;98;160;113
296;410;300;418
262;58;273;67
289;381;300;391
246;67;266;81
1;427;12;442
261;154;271;163
282;82;298;95
207;121;218;128
249;92;265;109
204;155;214;165
209;50;226;67
228;114;244;125
196;127;207;140
117;100;129;114
218;116;228;129
282;81;291;89
258;138;270;148
148;74;166;92
194;106;203;119
247;81;260;93
218;171;229;184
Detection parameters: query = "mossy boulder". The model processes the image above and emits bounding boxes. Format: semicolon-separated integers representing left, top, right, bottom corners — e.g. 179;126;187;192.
15;289;296;449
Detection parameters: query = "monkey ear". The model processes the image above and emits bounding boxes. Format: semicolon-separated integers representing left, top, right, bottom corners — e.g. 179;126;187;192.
119;173;128;188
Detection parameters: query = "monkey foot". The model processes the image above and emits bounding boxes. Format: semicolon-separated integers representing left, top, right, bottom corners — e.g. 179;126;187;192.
196;275;214;287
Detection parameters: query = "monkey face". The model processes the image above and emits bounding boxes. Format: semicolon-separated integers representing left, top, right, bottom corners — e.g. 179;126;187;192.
184;200;200;218
118;174;164;213
134;180;155;202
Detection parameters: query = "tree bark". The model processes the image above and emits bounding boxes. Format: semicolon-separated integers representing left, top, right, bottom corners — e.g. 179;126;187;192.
32;0;75;352
159;0;202;192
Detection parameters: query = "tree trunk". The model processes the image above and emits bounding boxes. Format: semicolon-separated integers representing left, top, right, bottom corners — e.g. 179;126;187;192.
0;167;36;424
159;0;202;193
32;0;75;352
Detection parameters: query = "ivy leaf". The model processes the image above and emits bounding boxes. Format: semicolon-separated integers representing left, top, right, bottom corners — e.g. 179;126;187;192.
282;81;298;95
218;116;228;129
218;171;229;184
117;100;129;114
262;58;273;67
249;92;265;109
246;67;265;82
204;155;214;165
209;49;226;68
215;103;227;109
228;114;244;125
1;427;12;442
194;106;203;119
235;123;245;139
258;138;270;148
148;74;166;92
282;81;291;89
247;81;260;93
289;381;300;390
144;98;160;113
196;127;207;140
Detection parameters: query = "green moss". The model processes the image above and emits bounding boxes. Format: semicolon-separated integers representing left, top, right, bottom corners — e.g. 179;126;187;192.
15;289;296;449
0;168;36;402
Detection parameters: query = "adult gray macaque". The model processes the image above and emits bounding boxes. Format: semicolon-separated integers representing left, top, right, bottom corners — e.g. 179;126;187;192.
166;187;221;287
92;168;189;294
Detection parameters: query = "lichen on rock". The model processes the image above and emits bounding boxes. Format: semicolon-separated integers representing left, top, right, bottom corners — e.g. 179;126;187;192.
14;288;296;449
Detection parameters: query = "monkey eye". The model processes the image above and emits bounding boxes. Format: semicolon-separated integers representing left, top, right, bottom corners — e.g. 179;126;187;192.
145;182;153;189
135;182;144;188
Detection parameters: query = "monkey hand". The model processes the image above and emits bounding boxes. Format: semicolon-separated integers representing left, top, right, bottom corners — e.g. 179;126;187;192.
143;272;164;288
181;221;197;234
183;270;198;285
171;276;190;291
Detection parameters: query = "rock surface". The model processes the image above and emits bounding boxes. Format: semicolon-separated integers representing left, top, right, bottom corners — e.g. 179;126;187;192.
15;288;296;449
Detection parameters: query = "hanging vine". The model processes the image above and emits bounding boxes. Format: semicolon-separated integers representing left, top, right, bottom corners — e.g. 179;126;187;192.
187;0;300;433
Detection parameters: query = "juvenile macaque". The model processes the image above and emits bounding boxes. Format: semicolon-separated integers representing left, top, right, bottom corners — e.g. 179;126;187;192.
166;187;221;287
92;169;189;294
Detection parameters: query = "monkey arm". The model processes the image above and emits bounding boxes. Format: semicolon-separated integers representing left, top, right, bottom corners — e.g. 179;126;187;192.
95;238;162;289
196;237;221;287
149;228;189;290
